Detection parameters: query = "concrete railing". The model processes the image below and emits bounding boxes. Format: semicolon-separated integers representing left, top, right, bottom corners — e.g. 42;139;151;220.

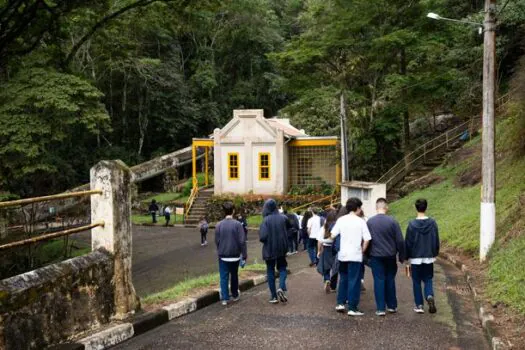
0;160;139;350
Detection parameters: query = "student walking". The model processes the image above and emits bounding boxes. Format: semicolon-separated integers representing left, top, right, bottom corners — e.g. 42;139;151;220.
199;217;209;246
307;208;323;267
259;199;290;304
331;198;371;316
316;209;338;293
300;211;312;251
405;199;440;314
284;209;300;255
215;202;247;306
149;199;159;223
366;198;405;316
237;214;248;241
164;206;172;227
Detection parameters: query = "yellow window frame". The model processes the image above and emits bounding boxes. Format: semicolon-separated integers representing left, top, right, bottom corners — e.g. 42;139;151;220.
228;153;239;180
258;152;271;181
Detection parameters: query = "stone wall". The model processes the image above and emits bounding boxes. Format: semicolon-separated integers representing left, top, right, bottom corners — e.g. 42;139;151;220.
0;249;115;350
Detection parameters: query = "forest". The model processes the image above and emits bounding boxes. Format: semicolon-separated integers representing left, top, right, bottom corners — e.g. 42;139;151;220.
1;0;524;197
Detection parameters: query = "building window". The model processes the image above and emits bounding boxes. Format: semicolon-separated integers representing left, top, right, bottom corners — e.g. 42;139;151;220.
228;153;239;180
259;153;271;180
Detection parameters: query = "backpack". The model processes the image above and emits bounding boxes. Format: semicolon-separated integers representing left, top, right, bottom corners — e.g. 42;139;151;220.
200;222;209;234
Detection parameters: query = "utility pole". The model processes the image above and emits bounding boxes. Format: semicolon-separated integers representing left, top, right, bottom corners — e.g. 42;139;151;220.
480;0;497;262
340;92;350;182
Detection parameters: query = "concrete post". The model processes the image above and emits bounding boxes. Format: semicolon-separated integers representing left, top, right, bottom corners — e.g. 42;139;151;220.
0;210;7;239
90;160;139;319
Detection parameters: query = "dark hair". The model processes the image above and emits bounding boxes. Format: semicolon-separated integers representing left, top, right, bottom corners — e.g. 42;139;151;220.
345;197;362;213
283;209;288;215
296;211;302;216
323;209;338;239
415;199;428;213
376;197;387;205
302;210;313;229
336;205;348;219
222;201;235;216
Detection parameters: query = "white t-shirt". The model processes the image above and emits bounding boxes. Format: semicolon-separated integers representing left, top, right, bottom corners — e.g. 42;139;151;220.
331;212;371;262
307;215;323;240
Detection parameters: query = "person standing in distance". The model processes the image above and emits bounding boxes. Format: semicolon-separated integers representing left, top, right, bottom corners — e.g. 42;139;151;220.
366;198;405;316
307;208;323;266
259;199;290;304
405;198;440;314
332;197;371;316
215;202;247;306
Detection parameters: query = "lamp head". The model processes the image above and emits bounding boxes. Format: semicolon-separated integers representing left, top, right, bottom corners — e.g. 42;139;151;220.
427;12;441;20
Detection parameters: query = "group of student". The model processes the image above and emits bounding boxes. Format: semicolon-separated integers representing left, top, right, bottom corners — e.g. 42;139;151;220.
306;197;440;316
213;195;440;316
148;199;172;226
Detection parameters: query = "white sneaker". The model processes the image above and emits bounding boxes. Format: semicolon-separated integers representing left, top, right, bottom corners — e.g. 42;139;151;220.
376;311;386;316
335;304;345;312
414;305;425;314
387;308;397;313
277;289;288;303
221;300;228;306
348;310;365;316
232;290;241;302
269;298;279;304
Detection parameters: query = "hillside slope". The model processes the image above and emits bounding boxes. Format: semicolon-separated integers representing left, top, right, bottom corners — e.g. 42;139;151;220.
389;114;525;315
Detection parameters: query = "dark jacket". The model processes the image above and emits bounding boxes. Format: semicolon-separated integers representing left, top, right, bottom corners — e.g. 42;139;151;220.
285;213;300;238
215;218;247;259
366;214;405;261
259;199;289;260
149;203;159;212
405;218;440;259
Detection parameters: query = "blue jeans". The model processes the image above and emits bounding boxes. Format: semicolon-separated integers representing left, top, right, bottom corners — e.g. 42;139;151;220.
307;238;318;264
370;256;398;311
336;261;362;311
219;259;240;301
266;257;287;299
411;263;434;306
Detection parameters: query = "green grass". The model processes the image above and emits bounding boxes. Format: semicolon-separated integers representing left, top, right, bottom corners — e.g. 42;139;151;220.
142;263;266;306
141;192;188;204
40;239;90;263
132;213;185;225
389;116;525;314
247;215;263;227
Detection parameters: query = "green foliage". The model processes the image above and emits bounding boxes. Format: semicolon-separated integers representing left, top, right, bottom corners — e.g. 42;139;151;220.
0;68;109;195
182;173;214;196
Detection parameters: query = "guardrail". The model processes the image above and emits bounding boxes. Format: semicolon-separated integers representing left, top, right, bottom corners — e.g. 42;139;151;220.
377;90;516;191
377;117;480;191
0;190;104;251
184;187;199;219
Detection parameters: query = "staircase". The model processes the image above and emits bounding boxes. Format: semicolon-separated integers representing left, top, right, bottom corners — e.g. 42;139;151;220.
386;139;463;202
184;188;213;226
378;118;479;202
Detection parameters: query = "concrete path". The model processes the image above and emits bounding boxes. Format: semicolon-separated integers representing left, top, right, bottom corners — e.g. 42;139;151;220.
113;258;488;350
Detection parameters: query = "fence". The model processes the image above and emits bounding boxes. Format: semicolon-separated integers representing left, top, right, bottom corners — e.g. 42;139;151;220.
0;160;139;349
377;117;480;191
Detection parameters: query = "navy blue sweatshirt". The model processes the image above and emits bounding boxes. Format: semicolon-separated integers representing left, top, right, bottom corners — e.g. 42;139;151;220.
259;199;290;260
215;218;247;259
405;218;440;259
366;214;405;261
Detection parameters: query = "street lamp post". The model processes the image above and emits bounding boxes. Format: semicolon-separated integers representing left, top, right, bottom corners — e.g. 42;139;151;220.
427;0;497;262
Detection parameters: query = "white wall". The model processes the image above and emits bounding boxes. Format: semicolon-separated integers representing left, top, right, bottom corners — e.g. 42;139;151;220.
252;144;277;194
341;183;386;218
220;144;246;194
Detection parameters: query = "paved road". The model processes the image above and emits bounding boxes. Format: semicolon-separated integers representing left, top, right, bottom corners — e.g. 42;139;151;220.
113;258;487;350
73;225;308;296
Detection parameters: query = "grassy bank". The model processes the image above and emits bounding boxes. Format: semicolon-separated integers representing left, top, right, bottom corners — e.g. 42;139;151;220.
389;116;525;314
142;263;266;306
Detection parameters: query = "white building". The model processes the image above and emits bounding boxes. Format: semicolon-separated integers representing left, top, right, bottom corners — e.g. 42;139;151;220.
191;109;339;195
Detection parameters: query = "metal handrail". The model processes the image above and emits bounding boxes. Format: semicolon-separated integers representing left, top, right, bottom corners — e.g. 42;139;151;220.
377;90;515;188
377;118;476;184
184;187;199;218
290;193;336;213
0;190;102;209
0;221;105;251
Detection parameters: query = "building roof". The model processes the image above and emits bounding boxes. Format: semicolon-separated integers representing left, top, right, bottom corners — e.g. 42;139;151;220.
265;118;307;137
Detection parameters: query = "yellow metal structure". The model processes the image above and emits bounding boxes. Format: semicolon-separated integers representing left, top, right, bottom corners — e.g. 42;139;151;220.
289;139;338;147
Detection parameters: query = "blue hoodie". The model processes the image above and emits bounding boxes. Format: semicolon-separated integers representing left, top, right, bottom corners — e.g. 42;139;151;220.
405;218;440;260
259;199;290;260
